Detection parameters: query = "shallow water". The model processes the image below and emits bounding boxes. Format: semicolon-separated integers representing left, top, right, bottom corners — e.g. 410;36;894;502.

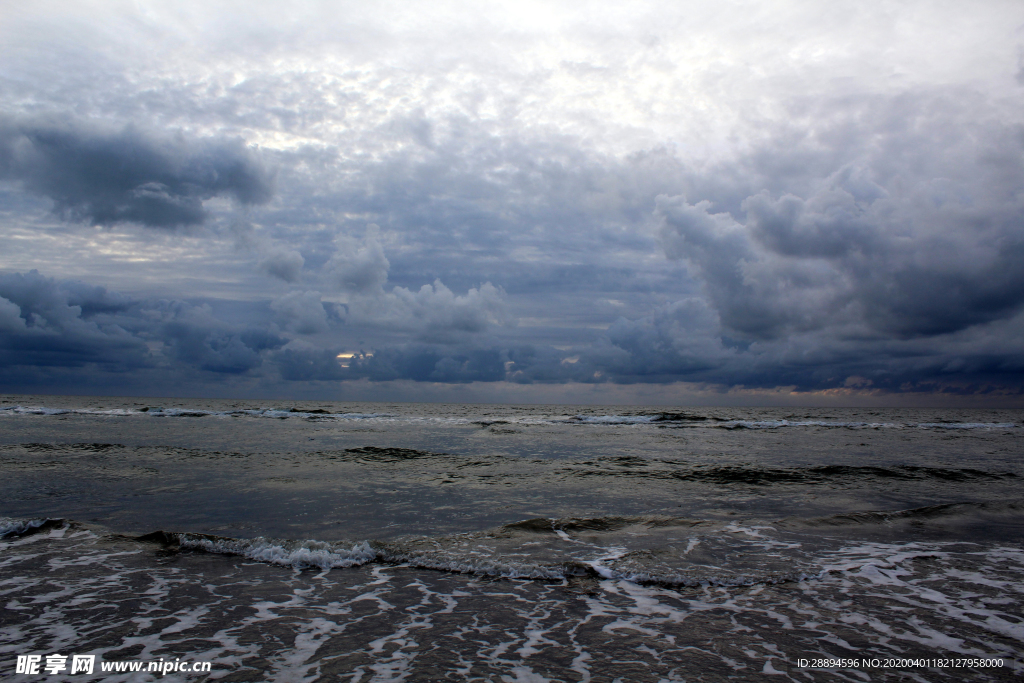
1;395;1022;681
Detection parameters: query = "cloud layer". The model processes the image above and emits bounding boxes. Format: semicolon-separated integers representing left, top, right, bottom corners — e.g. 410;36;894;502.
1;1;1023;403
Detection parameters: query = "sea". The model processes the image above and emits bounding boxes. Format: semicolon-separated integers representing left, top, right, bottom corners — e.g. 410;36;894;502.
0;395;1022;682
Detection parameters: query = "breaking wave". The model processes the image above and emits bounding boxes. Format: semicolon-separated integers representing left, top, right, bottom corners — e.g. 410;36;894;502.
125;503;1024;588
0;517;67;539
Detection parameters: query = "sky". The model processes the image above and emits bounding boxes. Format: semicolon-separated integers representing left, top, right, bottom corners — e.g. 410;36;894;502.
1;0;1024;406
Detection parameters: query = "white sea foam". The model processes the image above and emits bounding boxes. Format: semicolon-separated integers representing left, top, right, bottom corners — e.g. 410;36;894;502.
4;522;1023;682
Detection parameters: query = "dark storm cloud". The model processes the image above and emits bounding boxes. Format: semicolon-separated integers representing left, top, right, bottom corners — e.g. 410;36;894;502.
0;116;273;228
601;298;731;378
0;270;150;370
1;263;1020;396
604;89;1024;390
156;301;286;374
579;303;1024;392
275;347;348;382
0;270;287;380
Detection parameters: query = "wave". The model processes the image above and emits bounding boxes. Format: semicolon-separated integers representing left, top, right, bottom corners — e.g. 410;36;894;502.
782;499;1024;529
502;515;712;533
567;415;661;425
4;442;1015;488
7;503;1021;590
128;503;1022;587
135;531;812;587
709;420;1018;430
565;412;718;425
137;530;576;581
0;405;392;420
567;413;1018;429
670;464;1017;485
0;517;67;539
130;516;788;586
137;531;379;569
2;403;1017;431
336;446;439;462
563;461;1017;485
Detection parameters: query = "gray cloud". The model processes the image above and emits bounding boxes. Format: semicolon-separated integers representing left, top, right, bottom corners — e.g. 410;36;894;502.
274;346;348;382
345;345;508;383
0;270;150;370
325;226;390;295
2;2;1024;402
258;249;305;283
651;90;1024;369
603;298;732;379
270;291;330;334
155;301;285;374
0;116;273;229
344;280;509;343
316;226;511;343
0;270;292;384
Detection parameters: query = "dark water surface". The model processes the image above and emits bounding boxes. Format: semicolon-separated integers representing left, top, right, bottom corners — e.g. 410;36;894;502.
1;395;1022;681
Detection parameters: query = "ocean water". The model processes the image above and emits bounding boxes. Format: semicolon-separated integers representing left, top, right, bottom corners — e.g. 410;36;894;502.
0;395;1022;682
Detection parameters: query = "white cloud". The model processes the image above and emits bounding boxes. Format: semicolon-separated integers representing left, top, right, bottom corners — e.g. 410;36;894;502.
270;290;328;334
348;280;509;342
259;249;304;283
324;225;389;295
